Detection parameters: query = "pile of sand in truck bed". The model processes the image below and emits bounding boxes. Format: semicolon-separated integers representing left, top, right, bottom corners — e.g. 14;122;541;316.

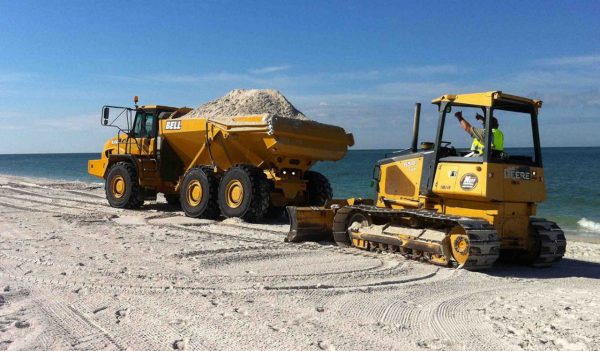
182;89;309;122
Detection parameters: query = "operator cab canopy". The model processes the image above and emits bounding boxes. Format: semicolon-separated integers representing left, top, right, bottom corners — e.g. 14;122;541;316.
431;91;542;113
430;91;543;167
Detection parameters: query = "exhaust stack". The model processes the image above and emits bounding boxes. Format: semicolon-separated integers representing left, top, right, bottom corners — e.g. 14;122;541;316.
411;103;421;152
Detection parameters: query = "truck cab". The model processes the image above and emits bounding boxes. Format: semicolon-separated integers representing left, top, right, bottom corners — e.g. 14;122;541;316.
88;104;190;203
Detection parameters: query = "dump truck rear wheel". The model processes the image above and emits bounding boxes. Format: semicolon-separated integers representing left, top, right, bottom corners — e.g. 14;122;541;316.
304;171;333;206
105;162;143;209
180;167;220;219
218;164;270;222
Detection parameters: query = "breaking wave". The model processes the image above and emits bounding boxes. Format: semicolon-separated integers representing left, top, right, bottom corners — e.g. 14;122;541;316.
577;218;600;233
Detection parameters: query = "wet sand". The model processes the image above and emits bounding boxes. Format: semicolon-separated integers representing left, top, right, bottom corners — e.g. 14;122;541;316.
1;174;599;350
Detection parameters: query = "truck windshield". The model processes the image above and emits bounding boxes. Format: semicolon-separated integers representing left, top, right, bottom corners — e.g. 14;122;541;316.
131;111;156;138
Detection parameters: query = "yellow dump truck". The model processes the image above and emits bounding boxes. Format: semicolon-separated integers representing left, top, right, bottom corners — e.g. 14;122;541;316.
88;99;354;221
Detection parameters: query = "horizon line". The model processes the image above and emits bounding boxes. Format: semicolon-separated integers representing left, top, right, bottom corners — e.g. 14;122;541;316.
1;145;599;156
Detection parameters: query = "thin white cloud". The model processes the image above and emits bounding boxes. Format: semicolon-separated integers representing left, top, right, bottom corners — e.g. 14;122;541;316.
537;54;600;66
0;72;38;85
0;113;101;132
101;72;293;87
33;114;100;131
249;65;292;74
310;65;460;81
100;63;460;88
401;64;460;75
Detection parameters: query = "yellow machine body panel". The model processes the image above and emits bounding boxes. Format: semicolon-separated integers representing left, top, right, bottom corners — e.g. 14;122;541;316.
87;132;159;178
160;115;353;170
88;158;105;178
375;156;547;249
376;155;424;207
433;162;545;203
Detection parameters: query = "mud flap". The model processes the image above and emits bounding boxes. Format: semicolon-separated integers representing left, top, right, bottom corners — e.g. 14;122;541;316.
285;206;335;242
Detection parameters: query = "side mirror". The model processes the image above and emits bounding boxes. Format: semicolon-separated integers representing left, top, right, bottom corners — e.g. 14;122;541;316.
102;107;109;125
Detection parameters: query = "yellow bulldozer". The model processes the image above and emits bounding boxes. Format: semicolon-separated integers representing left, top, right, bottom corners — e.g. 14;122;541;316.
88;97;354;222
287;91;566;269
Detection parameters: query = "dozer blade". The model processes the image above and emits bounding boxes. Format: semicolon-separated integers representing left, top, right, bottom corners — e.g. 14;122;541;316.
285;199;370;243
285;206;335;242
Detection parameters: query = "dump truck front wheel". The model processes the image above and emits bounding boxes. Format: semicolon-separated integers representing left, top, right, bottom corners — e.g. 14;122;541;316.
180;167;220;219
304;170;333;206
105;162;143;209
218;165;270;222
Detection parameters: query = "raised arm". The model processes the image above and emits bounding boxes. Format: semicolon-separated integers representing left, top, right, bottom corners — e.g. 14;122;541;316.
454;111;473;133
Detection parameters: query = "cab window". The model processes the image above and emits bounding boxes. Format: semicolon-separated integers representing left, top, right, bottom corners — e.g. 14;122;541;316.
144;114;155;137
131;112;156;138
494;111;536;164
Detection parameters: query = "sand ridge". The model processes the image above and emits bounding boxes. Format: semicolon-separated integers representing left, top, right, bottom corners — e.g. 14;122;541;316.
1;174;600;350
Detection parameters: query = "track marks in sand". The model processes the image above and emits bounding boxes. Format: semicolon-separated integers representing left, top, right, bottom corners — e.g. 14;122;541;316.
1;185;106;206
0;192;113;217
6;175;600;350
0;179;441;294
0;200;61;214
35;298;126;350
484;286;600;350
325;274;520;350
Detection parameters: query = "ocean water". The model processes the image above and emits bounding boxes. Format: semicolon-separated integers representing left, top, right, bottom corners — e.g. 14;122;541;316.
1;148;599;237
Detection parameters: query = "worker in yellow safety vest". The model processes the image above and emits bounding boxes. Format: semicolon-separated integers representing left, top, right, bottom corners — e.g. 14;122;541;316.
454;111;504;155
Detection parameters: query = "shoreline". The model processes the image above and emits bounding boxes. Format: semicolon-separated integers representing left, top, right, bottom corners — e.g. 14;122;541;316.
2;145;600;156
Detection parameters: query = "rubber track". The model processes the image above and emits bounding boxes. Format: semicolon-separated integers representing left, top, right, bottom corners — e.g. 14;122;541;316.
530;218;567;267
333;205;501;270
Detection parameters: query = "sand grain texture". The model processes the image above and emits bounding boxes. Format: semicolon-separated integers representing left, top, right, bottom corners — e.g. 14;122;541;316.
1;174;600;350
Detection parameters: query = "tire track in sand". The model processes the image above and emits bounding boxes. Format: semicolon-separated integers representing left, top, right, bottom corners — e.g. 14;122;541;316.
0;185;107;206
34;298;127;350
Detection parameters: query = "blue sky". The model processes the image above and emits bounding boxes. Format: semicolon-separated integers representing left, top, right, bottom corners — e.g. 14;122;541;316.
1;0;599;153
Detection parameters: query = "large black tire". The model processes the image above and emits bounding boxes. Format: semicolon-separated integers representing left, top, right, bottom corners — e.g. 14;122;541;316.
180;167;220;219
304;170;333;206
164;194;180;206
105;162;144;209
218;164;270;222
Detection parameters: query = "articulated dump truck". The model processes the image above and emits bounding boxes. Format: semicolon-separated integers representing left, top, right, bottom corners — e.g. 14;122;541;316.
287;91;566;270
88;99;354;222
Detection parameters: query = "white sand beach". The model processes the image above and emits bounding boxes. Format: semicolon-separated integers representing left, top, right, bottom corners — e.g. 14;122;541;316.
1;174;599;350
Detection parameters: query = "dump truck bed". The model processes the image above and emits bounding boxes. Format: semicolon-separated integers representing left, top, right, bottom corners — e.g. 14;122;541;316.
161;114;354;172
